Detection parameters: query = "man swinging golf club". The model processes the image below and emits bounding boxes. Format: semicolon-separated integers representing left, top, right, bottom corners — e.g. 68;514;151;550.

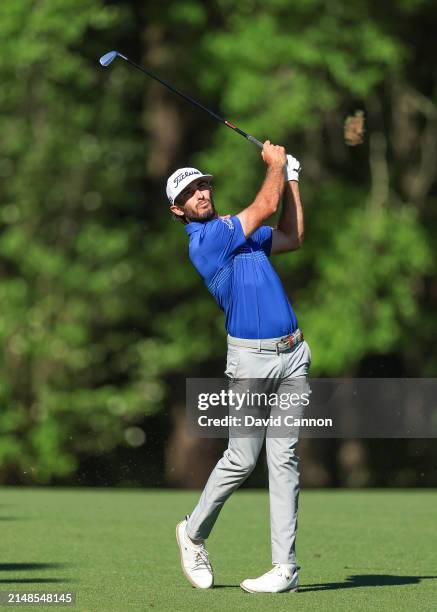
167;140;311;594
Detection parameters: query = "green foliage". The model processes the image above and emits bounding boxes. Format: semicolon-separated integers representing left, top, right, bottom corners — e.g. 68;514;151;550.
0;0;157;482
300;195;431;371
0;0;435;483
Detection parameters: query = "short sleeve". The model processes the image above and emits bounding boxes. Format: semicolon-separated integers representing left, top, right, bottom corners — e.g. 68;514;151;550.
251;225;273;256
199;216;247;264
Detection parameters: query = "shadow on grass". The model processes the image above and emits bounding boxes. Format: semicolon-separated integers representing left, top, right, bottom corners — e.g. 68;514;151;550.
214;574;437;591
0;579;72;584
0;563;71;585
0;564;66;571
299;574;437;592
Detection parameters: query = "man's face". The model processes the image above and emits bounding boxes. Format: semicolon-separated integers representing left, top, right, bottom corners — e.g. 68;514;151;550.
171;178;217;223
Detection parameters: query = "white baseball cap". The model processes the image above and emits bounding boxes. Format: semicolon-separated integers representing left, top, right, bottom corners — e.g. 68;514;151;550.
166;167;213;204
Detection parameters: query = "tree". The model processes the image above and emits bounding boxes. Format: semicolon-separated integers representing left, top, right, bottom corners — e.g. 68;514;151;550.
0;0;155;482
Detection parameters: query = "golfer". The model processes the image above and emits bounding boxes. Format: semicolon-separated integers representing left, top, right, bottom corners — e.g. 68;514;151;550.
167;141;311;593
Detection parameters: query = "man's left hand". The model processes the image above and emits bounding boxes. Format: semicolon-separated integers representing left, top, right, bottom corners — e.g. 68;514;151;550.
285;154;301;182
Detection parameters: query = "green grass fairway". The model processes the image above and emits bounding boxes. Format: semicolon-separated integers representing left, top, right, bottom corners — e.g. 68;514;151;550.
1;488;436;611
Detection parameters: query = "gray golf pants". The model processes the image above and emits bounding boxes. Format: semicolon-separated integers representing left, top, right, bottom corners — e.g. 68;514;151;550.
186;335;311;565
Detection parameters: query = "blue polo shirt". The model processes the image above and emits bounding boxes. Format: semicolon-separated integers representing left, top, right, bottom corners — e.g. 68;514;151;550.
185;216;298;339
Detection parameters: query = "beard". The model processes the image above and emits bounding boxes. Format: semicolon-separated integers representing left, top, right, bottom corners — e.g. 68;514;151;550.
184;198;218;223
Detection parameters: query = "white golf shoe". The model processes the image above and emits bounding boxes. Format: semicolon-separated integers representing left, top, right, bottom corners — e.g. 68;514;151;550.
240;564;299;593
176;516;214;589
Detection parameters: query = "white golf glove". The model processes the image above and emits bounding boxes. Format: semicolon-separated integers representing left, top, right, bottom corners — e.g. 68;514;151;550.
285;154;301;182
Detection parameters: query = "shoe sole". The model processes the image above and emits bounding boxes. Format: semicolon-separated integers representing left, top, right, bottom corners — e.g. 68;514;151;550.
176;521;214;589
240;581;298;594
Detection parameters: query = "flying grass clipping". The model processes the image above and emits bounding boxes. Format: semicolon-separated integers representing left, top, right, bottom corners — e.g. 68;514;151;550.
344;110;366;146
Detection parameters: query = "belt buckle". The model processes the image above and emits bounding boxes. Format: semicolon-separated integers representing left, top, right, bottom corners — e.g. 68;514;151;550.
275;331;302;355
275;336;291;355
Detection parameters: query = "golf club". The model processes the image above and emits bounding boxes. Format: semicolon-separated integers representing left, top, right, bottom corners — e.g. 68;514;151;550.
99;50;264;149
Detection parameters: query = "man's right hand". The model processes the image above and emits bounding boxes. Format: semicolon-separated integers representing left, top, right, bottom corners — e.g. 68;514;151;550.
261;140;287;168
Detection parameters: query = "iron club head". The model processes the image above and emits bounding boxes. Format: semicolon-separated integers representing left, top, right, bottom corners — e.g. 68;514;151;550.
99;51;119;67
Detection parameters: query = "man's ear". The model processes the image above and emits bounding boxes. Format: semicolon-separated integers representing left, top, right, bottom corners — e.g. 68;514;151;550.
170;204;184;218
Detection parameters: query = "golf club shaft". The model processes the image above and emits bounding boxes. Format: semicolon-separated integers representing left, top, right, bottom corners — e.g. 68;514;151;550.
115;53;264;149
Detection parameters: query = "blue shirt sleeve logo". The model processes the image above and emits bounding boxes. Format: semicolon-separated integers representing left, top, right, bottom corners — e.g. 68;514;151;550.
220;218;234;230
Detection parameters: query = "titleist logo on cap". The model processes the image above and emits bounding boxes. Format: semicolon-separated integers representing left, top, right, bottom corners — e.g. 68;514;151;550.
173;170;200;187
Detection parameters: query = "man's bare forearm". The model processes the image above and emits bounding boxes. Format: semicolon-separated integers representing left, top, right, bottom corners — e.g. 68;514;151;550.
277;181;304;248
237;141;287;238
253;164;286;215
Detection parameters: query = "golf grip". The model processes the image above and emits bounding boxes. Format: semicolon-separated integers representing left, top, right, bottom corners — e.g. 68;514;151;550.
223;120;263;148
247;135;264;148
